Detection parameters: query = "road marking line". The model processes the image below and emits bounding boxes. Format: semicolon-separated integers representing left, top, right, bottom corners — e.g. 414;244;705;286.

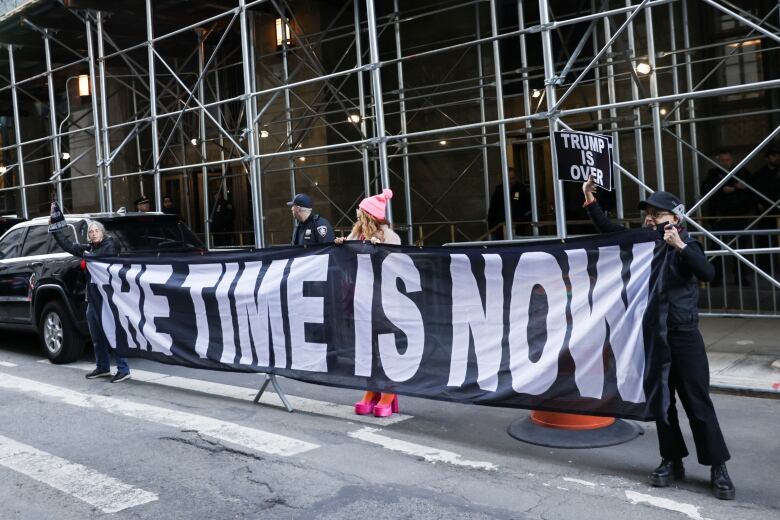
348;427;497;471
0;372;318;457
562;477;597;487
0;361;17;367
625;490;712;520
44;360;412;425
0;434;157;513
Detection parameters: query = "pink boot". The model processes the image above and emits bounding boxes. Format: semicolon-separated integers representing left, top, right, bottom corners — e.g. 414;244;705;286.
373;394;399;417
354;391;380;415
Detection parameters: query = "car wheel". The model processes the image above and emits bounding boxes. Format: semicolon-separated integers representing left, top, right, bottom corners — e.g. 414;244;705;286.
39;301;83;364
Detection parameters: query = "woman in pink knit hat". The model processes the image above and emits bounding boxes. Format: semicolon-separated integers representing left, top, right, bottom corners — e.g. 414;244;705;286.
335;188;402;417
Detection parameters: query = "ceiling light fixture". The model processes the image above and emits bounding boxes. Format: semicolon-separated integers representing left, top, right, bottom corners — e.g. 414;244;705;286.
635;62;652;75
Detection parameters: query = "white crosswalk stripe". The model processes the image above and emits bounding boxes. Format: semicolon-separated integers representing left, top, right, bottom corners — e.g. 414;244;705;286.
348;427;498;471
45;360;412;425
0;435;158;513
0;361;17;367
0;372;318;457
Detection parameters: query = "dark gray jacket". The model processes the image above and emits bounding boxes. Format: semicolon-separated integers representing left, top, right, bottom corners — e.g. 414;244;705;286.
53;230;120;257
292;214;335;245
585;201;715;331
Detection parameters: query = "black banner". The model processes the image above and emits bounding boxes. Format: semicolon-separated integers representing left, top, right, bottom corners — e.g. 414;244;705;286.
88;231;670;420
554;130;614;191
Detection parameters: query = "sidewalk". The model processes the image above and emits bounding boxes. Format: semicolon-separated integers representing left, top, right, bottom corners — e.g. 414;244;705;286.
700;316;780;397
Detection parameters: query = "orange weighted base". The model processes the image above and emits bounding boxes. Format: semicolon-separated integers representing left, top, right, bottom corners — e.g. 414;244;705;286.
508;410;641;448
530;411;615;431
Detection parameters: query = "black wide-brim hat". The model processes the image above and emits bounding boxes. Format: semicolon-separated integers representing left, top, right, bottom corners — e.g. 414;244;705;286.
637;191;683;213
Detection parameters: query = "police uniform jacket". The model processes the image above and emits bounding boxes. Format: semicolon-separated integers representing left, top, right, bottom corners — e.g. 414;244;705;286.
292;214;335;245
585;201;715;331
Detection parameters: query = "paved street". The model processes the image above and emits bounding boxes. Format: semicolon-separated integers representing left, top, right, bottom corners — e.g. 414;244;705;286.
0;333;777;520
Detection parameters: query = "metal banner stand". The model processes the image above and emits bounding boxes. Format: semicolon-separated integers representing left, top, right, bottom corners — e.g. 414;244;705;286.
253;374;294;413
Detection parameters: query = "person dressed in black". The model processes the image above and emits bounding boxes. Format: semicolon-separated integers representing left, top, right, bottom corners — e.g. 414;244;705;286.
49;204;131;383
288;193;334;245
700;150;752;286
581;176;734;501
211;192;235;247
487;167;531;239
134;195;151;213
162;195;179;216
752;146;780;215
751;147;780;269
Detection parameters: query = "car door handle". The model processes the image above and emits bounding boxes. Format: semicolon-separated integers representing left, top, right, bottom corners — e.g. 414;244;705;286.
29;262;43;268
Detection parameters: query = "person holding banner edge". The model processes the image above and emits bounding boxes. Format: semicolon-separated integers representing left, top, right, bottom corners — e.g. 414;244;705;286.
48;203;131;383
581;176;734;500
335;188;402;417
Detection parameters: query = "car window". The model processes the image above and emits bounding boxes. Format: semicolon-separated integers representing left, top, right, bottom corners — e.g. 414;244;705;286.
21;225;48;256
102;217;202;252
76;221;88;243
48;225;78;254
0;228;26;260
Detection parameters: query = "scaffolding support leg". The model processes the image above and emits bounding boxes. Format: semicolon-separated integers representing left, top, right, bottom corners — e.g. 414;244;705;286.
253;374;294;412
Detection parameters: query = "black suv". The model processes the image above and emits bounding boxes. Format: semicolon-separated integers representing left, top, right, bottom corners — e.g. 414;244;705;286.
0;212;202;363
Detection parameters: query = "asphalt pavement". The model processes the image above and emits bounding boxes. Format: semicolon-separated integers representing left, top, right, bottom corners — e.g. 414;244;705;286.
0;319;777;520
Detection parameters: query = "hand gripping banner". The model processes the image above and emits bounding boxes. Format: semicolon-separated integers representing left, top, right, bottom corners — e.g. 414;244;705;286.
87;230;671;420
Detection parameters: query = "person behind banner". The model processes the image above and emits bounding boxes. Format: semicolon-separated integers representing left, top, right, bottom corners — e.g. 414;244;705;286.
162;194;179;216
335;188;402;417
581;176;734;500
134;195;151;213
486;167;531;239
700;149;752;286
49;204;131;383
288;193;335;245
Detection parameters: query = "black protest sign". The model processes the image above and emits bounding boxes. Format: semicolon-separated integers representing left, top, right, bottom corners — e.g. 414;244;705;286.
554;130;614;191
87;233;670;421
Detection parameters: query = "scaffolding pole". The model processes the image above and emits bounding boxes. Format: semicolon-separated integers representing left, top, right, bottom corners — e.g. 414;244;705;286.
7;45;28;218
365;0;392;220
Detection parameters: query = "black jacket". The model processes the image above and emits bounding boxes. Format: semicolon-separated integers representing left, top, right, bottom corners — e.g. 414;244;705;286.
53;230;120;257
585;201;715;331
292;214;335;245
487;182;531;230
701;168;753;217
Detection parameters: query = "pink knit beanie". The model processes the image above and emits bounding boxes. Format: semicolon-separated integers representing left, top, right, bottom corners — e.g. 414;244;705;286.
358;188;393;221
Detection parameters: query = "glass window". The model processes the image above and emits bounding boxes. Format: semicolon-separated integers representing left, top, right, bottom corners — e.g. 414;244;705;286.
21;225;49;257
0;228;26;260
102;216;202;252
718;39;763;101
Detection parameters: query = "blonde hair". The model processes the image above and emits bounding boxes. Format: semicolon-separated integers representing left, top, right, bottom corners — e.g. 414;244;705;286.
351;209;389;241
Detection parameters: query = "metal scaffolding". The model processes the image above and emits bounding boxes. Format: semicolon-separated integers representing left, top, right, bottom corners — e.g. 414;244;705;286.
0;0;778;316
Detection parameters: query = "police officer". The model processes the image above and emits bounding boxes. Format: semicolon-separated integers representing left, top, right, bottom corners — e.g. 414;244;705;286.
288;193;335;245
134;195;151;213
581;175;735;501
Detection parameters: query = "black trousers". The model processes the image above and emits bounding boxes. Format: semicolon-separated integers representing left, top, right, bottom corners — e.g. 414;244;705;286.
656;328;730;466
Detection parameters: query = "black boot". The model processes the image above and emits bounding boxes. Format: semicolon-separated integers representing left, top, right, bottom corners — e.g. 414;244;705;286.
650;459;685;487
711;463;735;500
